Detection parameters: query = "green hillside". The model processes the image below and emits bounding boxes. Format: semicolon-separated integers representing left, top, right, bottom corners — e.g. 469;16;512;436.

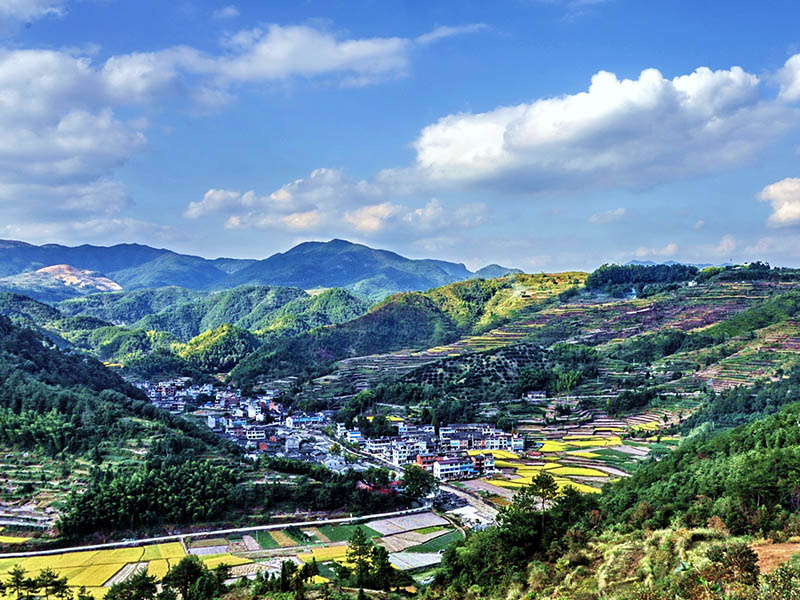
0;312;231;465
58;285;368;342
229;273;578;384
176;324;260;372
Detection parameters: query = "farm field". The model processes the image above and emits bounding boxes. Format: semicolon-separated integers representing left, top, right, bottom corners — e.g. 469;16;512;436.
0;542;186;598
477;403;683;498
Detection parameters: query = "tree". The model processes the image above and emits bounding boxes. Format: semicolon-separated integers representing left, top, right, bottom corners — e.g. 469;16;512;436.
370;546;394;591
37;568;59;600
162;556;206;600
346;527;373;587
402;464;437;501
23;577;39;600
52;577;71;600
105;569;158;600
7;565;26;600
530;471;559;529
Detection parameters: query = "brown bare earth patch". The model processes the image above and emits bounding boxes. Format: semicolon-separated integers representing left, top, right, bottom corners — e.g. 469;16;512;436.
753;542;800;573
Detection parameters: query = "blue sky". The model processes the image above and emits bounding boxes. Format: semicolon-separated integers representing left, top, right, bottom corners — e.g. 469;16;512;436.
1;0;800;271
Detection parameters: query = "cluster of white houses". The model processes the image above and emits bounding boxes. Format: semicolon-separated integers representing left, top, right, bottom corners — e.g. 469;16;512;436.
138;379;528;482
338;421;525;481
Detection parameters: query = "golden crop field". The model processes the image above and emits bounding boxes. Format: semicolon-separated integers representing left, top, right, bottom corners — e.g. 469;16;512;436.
297;544;349;563
466;449;518;459
0;541;188;599
141;542;186;561
269;530;298;548
549;466;609;478
488;476;601;494
147;559;170;579
0;535;30;544
69;564;125;587
200;554;251;569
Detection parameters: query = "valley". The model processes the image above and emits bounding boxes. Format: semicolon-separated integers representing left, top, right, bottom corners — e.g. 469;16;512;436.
2;251;800;599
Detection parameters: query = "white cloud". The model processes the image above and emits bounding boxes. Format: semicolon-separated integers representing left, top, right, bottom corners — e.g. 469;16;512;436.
635;243;677;258
693;219;705;229
0;0;65;32
185;168;382;232
402;198;486;230
187;167;487;243
589;207;625;224
0;217;177;245
380;63;797;194
758;177;800;226
715;234;737;255
778;54;800;103
416;24;487;45
211;5;239;19
344;202;401;233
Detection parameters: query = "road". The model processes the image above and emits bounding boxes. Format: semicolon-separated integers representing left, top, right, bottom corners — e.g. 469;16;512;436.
440;483;499;524
0;507;428;559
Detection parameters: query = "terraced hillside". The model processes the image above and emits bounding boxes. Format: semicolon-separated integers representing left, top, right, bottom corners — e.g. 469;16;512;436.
298;272;586;393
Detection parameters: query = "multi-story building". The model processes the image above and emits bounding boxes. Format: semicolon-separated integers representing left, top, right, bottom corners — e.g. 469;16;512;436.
433;456;474;480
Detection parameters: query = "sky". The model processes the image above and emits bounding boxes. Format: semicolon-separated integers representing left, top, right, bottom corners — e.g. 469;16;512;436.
1;0;800;272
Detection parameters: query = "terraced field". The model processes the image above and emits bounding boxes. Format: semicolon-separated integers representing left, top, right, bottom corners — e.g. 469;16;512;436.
471;404;682;499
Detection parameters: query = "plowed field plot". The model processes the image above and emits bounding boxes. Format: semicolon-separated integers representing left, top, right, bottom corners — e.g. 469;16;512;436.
389;552;443;571
189;545;228;556
753;542;800;573
377;528;454;553
366;512;448;536
104;562;147;587
266;530;297;547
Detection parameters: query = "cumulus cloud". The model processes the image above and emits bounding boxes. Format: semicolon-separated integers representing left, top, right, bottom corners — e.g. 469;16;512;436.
0;217;177;245
589;207;625;224
758;177;800;226
345;202;401;232
0;21;484;243
635;243;678;258
402;198;487;230
778;54;800;103
379;63;798;194
185;168;382;231
187;168;487;242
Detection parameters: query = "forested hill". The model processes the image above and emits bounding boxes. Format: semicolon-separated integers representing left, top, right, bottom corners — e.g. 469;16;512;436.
0;313;231;456
0;285;371;377
57;285;369;341
229;273;580;385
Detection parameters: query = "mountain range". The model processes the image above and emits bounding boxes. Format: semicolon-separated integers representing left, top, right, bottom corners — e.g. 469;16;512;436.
0;238;521;302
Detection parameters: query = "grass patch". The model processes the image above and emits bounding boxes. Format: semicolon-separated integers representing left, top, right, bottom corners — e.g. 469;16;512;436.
254;530;280;549
316;524;381;542
407;530;461;553
414;525;448;535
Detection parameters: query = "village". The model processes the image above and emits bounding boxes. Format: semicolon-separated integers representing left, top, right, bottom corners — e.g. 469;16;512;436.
135;377;525;482
135;375;684;500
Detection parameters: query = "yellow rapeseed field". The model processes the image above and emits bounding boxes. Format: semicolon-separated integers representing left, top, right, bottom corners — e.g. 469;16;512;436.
200;554;252;569
147;559;170;579
297;544;349;563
